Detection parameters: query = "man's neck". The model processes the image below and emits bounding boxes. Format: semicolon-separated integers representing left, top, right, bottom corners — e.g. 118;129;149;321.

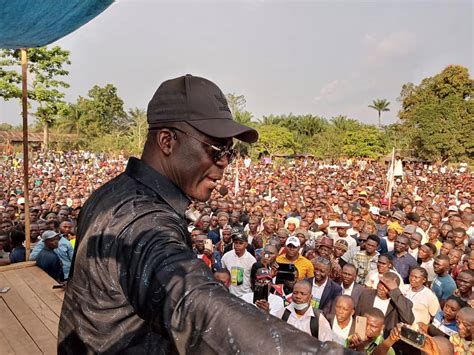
437;271;449;277
343;281;353;290
315;277;327;286
366;251;376;257
295;306;309;316
395;250;407;257
235;250;245;257
286;254;298;262
338;317;351;329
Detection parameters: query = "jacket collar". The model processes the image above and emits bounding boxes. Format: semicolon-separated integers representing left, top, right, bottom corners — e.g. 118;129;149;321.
125;157;190;217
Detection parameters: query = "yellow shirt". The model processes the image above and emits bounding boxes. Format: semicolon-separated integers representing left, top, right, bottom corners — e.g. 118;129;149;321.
276;254;314;280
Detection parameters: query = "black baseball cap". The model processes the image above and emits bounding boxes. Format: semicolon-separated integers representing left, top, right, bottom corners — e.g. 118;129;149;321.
147;74;258;143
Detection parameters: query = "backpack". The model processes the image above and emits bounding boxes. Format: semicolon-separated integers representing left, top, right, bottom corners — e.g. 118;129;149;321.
281;308;320;338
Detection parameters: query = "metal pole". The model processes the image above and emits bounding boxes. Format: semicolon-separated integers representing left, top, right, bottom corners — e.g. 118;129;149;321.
21;48;31;260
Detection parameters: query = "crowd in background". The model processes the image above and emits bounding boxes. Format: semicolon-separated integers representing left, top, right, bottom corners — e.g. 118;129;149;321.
0;151;473;354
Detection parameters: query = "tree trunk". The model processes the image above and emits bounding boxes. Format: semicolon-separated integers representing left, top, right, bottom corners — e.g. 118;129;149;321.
43;123;49;151
378;111;381;129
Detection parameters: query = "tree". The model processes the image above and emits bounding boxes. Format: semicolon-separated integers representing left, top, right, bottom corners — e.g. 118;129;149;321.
126;108;147;154
398;65;473;161
254;125;300;156
75;84;126;137
343;126;387;159
0;47;71;149
368;99;390;128
330;115;361;131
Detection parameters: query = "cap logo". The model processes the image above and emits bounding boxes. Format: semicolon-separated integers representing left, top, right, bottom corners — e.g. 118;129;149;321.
214;92;231;113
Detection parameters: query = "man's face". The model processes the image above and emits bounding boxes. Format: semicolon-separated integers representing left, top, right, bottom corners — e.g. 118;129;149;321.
433;258;450;275
394;236;409;253
377;257;391;274
453;231;466;246
30;224;40;240
456;312;474;340
44;235;60;249
262;246;278;265
313;261;330;283
409;234;422;250
335;298;354;324
218;216;228;228
418;245;432;260
341;266;356;287
449;249;462;266
337;227;347;238
194;235;206;252
200;216;210;229
60;222;73;235
292;283;311;304
440;242;454;255
365;315;384;339
365;239;378;255
262;219;274;233
456;272;474;295
286;244;299;258
171;127;232;202
57;209;69;221
233;239;247;255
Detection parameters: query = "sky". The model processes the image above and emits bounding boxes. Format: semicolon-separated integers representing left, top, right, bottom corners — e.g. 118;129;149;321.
1;0;473;126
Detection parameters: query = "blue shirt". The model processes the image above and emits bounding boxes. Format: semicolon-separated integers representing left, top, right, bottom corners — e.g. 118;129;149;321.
389;251;418;283
36;248;64;281
431;275;456;301
9;246;25;263
30;235;74;279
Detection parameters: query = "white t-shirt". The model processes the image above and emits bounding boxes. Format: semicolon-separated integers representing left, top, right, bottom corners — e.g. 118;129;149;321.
221;250;256;297
332;317;354;346
384;238;395;253
240;292;285;316
311;278;328;309
421;259;436;282
373;296;390;315
402;285;440;325
275;304;333;342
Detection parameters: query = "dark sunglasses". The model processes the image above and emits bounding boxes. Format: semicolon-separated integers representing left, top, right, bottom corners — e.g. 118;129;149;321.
151;127;237;164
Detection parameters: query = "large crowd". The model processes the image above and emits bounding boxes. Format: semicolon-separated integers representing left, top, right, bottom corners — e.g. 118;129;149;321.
1;151;473;354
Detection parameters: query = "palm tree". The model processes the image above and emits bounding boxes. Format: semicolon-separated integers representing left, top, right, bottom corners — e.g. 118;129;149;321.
368;99;390;128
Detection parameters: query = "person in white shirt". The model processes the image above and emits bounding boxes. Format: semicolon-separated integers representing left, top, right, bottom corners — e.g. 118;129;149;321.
402;267;440;325
408;232;423;260
330;295;355;346
221;232;256;297
365;254;403;289
240;268;284;316
419;243;437;283
276;280;333;342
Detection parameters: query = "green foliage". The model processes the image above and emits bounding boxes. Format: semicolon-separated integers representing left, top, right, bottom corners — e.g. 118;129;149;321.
343;126;386;159
0;47;71;148
254;125;300;156
398;65;473;161
73;84;126;137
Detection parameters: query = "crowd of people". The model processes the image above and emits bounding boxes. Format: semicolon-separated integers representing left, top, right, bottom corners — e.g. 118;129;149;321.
0;150;473;354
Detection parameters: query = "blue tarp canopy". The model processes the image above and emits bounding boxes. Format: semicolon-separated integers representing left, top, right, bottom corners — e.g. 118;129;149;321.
0;0;114;49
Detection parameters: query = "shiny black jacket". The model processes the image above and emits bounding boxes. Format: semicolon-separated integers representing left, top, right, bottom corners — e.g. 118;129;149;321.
58;158;352;354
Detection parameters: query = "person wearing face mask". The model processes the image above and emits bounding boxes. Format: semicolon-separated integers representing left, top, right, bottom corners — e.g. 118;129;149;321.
276;280;333;342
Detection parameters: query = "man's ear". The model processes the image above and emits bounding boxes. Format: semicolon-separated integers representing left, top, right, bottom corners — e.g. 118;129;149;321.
156;129;176;156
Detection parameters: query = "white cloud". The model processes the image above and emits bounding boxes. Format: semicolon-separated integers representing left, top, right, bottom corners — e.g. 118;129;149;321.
365;31;416;64
314;79;349;102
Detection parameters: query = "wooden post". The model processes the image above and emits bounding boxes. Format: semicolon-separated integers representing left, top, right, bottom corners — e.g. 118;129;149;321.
21;48;31;260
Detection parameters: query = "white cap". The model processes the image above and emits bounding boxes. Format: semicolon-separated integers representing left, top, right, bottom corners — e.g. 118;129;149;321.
448;205;459;212
17;197;25;204
369;206;380;216
285;236;301;248
459;203;470;212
